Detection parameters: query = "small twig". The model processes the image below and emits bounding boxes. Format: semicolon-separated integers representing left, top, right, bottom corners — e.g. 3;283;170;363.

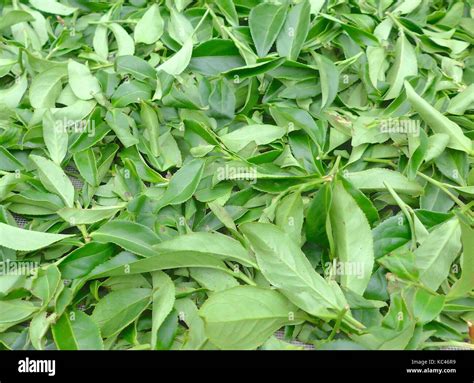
417;171;467;209
328;305;349;341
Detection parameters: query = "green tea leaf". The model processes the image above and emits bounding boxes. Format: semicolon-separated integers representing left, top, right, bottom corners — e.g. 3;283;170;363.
384;32;417;100
346;168;423;195
91;221;161;257
88;251;230;280
0;223;72;251
30;0;77;16
276;1;311;60
0;10;34;30
329;181;374;295
215;0;239;26
157;39;193;76
74;148;99;187
275;192;304;245
413;289;444;324
108;23;135;57
59;242;116;279
249;3;287;57
150;271;175;350
30;154;75;207
157;158;205;209
0;74;27;108
153;231;257;268
200;286;297;349
105;109;139;147
241;223;351;322
134;4;163;45
29;67;66;109
52;310;104;350
448;214;474;299
43;110;68;165
405;81;473;154
58;205;124;225
0;300;38;332
415;218;461;291
313;53;339;109
68;60;102;101
221;124;286;152
91;288;151;338
31;264;61;306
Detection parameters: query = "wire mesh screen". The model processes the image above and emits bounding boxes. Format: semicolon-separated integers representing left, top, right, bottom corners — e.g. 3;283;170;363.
12;214;28;229
12;166;83;229
274;330;315;350
66;165;84;190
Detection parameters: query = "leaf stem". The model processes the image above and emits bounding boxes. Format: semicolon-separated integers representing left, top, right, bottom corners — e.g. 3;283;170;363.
384;181;417;250
363;158;397;168
227;268;256;286
417;171;466;209
77;225;90;243
88;20;138;25
18;48;25;74
191;8;210;37
328;305;349;341
386;12;420;41
206;4;257;64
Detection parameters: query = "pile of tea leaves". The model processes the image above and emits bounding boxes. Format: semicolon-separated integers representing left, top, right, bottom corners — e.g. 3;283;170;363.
0;0;473;350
